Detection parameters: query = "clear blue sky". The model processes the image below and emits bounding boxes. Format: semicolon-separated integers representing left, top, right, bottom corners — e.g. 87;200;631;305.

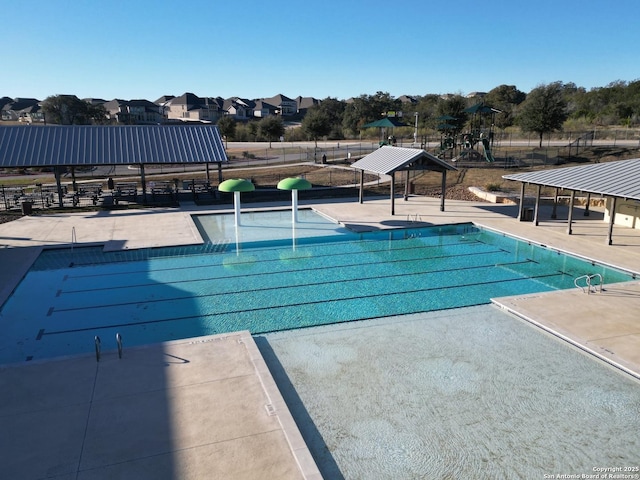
3;0;639;102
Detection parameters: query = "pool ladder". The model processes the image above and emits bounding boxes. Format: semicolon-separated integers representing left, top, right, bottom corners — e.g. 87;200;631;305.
70;226;77;267
94;333;123;362
406;214;422;223
574;274;603;294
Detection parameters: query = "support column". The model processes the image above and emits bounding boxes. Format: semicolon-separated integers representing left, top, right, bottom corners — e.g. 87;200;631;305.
71;166;77;192
606;197;617;245
440;170;447;212
517;182;526;220
551;187;559;219
217;162;223;184
205;162;211;184
567;190;575;235
390;172;395;215
404;170;410;201
140;164;147;204
359;170;364;204
54;166;64;208
534;184;541;226
291;190;299;223
584;192;591;216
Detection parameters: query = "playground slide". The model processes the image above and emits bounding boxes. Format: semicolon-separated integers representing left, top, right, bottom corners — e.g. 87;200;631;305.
481;138;495;162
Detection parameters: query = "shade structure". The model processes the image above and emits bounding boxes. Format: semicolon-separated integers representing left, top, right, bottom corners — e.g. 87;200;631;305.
218;179;255;226
351;146;457;215
435;115;457;121
464;103;501;115
277;177;312;224
362;117;408;128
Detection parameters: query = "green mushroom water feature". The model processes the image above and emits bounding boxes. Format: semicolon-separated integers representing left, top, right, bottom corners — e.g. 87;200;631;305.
218;178;255;227
277;177;312;224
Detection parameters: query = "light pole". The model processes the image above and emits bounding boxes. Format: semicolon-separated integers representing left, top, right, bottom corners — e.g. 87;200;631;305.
413;112;418;147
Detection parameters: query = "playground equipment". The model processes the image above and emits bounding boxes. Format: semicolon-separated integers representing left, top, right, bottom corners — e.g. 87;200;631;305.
439;103;501;163
481;138;495;162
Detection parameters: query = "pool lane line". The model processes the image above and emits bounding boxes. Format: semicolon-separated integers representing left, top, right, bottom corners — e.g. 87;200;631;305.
58;238;489;280
52;255;531;307
46;267;564;321
56;248;512;296
40;273;566;337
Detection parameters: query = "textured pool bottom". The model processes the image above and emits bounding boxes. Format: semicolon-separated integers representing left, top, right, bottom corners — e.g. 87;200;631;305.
260;305;640;479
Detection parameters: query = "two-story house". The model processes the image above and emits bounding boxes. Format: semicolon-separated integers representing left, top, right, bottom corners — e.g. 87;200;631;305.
296;96;320;115
1;97;40;121
223;97;255;121
263;94;297;116
103;99;162;124
165;92;223;123
252;99;278;118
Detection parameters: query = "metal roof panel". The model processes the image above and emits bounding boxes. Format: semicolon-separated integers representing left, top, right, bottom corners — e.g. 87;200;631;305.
503;158;640;200
352;146;456;175
0;125;228;167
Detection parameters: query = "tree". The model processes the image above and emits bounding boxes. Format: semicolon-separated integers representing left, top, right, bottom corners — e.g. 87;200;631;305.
315;97;345;139
217;115;236;147
42;95;106;124
301;107;332;147
517;82;568;147
258;116;285;147
483;85;526;130
341;92;401;136
436;95;467;134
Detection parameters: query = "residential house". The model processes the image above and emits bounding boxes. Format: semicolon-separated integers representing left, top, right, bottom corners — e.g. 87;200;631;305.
0;97;14;112
252;99;277;118
223;97;255;121
18;104;45;123
165;92;223;123
103;99;162;124
296;96;320;115
1;97;40;121
398;95;418;105
263;94;297;116
154;95;175;121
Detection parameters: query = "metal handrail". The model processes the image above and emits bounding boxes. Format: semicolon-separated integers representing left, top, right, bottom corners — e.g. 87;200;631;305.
95;335;101;362
71;226;77;266
116;333;123;359
589;273;603;293
574;274;604;294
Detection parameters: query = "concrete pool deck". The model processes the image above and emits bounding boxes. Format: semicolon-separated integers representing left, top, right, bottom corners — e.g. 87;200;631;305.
1;195;640;478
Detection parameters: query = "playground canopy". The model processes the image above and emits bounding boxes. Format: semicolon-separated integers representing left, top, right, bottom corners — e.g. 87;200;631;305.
435;115;457;121
351;146;457;215
362;117;408;128
464;103;502;115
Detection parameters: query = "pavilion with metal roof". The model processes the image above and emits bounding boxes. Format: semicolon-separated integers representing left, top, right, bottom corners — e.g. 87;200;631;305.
351;146;457;215
0;125;227;206
503;158;640;245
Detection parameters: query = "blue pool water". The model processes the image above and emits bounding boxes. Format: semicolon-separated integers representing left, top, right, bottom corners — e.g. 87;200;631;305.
0;212;634;364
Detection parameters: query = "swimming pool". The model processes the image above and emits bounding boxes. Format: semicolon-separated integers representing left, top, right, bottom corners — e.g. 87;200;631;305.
0;210;634;364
